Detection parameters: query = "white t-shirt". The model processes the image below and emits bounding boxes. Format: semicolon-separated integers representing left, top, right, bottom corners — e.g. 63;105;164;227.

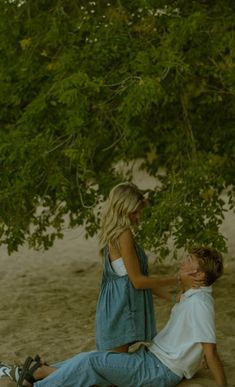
149;287;216;379
110;257;127;276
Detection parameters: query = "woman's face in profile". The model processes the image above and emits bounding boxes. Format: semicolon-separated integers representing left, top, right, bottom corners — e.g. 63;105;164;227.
129;202;145;225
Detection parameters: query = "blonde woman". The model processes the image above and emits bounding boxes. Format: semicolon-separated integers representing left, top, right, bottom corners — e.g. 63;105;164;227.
95;182;201;353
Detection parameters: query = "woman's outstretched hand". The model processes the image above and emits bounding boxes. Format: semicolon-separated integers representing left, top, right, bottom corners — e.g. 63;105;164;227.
179;270;205;289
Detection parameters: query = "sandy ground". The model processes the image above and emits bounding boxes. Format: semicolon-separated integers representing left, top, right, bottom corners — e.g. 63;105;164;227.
0;173;234;386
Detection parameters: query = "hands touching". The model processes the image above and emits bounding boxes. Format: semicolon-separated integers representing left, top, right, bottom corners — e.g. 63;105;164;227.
177;253;205;290
179;270;205;290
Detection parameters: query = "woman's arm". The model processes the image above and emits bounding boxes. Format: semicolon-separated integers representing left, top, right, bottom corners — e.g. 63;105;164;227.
117;229;203;291
118;230;179;290
202;343;227;386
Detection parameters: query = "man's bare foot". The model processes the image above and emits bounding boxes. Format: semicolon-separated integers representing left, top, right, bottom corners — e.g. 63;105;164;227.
17;355;44;387
17;355;57;387
22;364;48;386
22;364;55;386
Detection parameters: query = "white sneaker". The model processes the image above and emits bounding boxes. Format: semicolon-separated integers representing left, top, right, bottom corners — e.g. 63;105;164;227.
0;362;21;381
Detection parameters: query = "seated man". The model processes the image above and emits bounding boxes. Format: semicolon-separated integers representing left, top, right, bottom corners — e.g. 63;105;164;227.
3;247;228;387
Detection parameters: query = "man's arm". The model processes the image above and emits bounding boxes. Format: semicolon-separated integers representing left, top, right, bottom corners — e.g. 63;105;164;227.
202;342;227;386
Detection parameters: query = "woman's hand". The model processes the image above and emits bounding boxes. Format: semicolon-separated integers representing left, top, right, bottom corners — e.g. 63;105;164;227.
179;270;205;290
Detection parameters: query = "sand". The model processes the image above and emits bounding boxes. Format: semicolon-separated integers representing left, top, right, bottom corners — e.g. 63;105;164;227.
0;181;235;386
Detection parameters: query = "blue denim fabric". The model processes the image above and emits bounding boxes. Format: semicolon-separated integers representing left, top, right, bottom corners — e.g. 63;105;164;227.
96;244;156;350
35;347;182;387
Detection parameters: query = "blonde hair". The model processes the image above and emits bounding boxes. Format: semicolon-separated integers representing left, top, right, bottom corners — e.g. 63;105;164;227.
191;247;224;286
99;182;145;254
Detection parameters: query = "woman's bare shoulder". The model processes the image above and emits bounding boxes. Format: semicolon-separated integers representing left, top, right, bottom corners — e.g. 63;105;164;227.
119;228;134;245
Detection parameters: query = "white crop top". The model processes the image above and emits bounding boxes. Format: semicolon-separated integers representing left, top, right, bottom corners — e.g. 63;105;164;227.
110;257;128;276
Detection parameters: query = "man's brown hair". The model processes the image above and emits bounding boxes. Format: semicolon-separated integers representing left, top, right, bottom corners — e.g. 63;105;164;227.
190;247;224;286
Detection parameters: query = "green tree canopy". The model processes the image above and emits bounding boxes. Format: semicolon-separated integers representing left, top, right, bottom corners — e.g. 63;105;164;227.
0;0;234;256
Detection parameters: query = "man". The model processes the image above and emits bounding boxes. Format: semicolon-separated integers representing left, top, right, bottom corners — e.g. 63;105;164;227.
2;247;228;387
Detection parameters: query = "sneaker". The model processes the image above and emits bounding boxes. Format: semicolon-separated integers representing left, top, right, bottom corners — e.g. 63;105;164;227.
0;362;22;381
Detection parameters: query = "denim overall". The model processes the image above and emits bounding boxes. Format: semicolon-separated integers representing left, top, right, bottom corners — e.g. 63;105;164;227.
95;244;156;350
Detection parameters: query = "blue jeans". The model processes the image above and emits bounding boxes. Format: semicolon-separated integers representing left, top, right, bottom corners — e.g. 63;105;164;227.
35;347;182;387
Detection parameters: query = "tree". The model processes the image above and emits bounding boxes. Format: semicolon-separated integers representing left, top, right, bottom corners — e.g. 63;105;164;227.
0;0;234;256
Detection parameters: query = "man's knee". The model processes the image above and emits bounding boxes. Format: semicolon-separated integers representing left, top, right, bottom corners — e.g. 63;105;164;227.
71;352;93;368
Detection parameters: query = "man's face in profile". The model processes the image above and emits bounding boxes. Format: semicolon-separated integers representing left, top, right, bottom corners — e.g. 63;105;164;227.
180;254;201;275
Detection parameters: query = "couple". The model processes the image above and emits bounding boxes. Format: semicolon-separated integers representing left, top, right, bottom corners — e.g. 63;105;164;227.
1;246;227;386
